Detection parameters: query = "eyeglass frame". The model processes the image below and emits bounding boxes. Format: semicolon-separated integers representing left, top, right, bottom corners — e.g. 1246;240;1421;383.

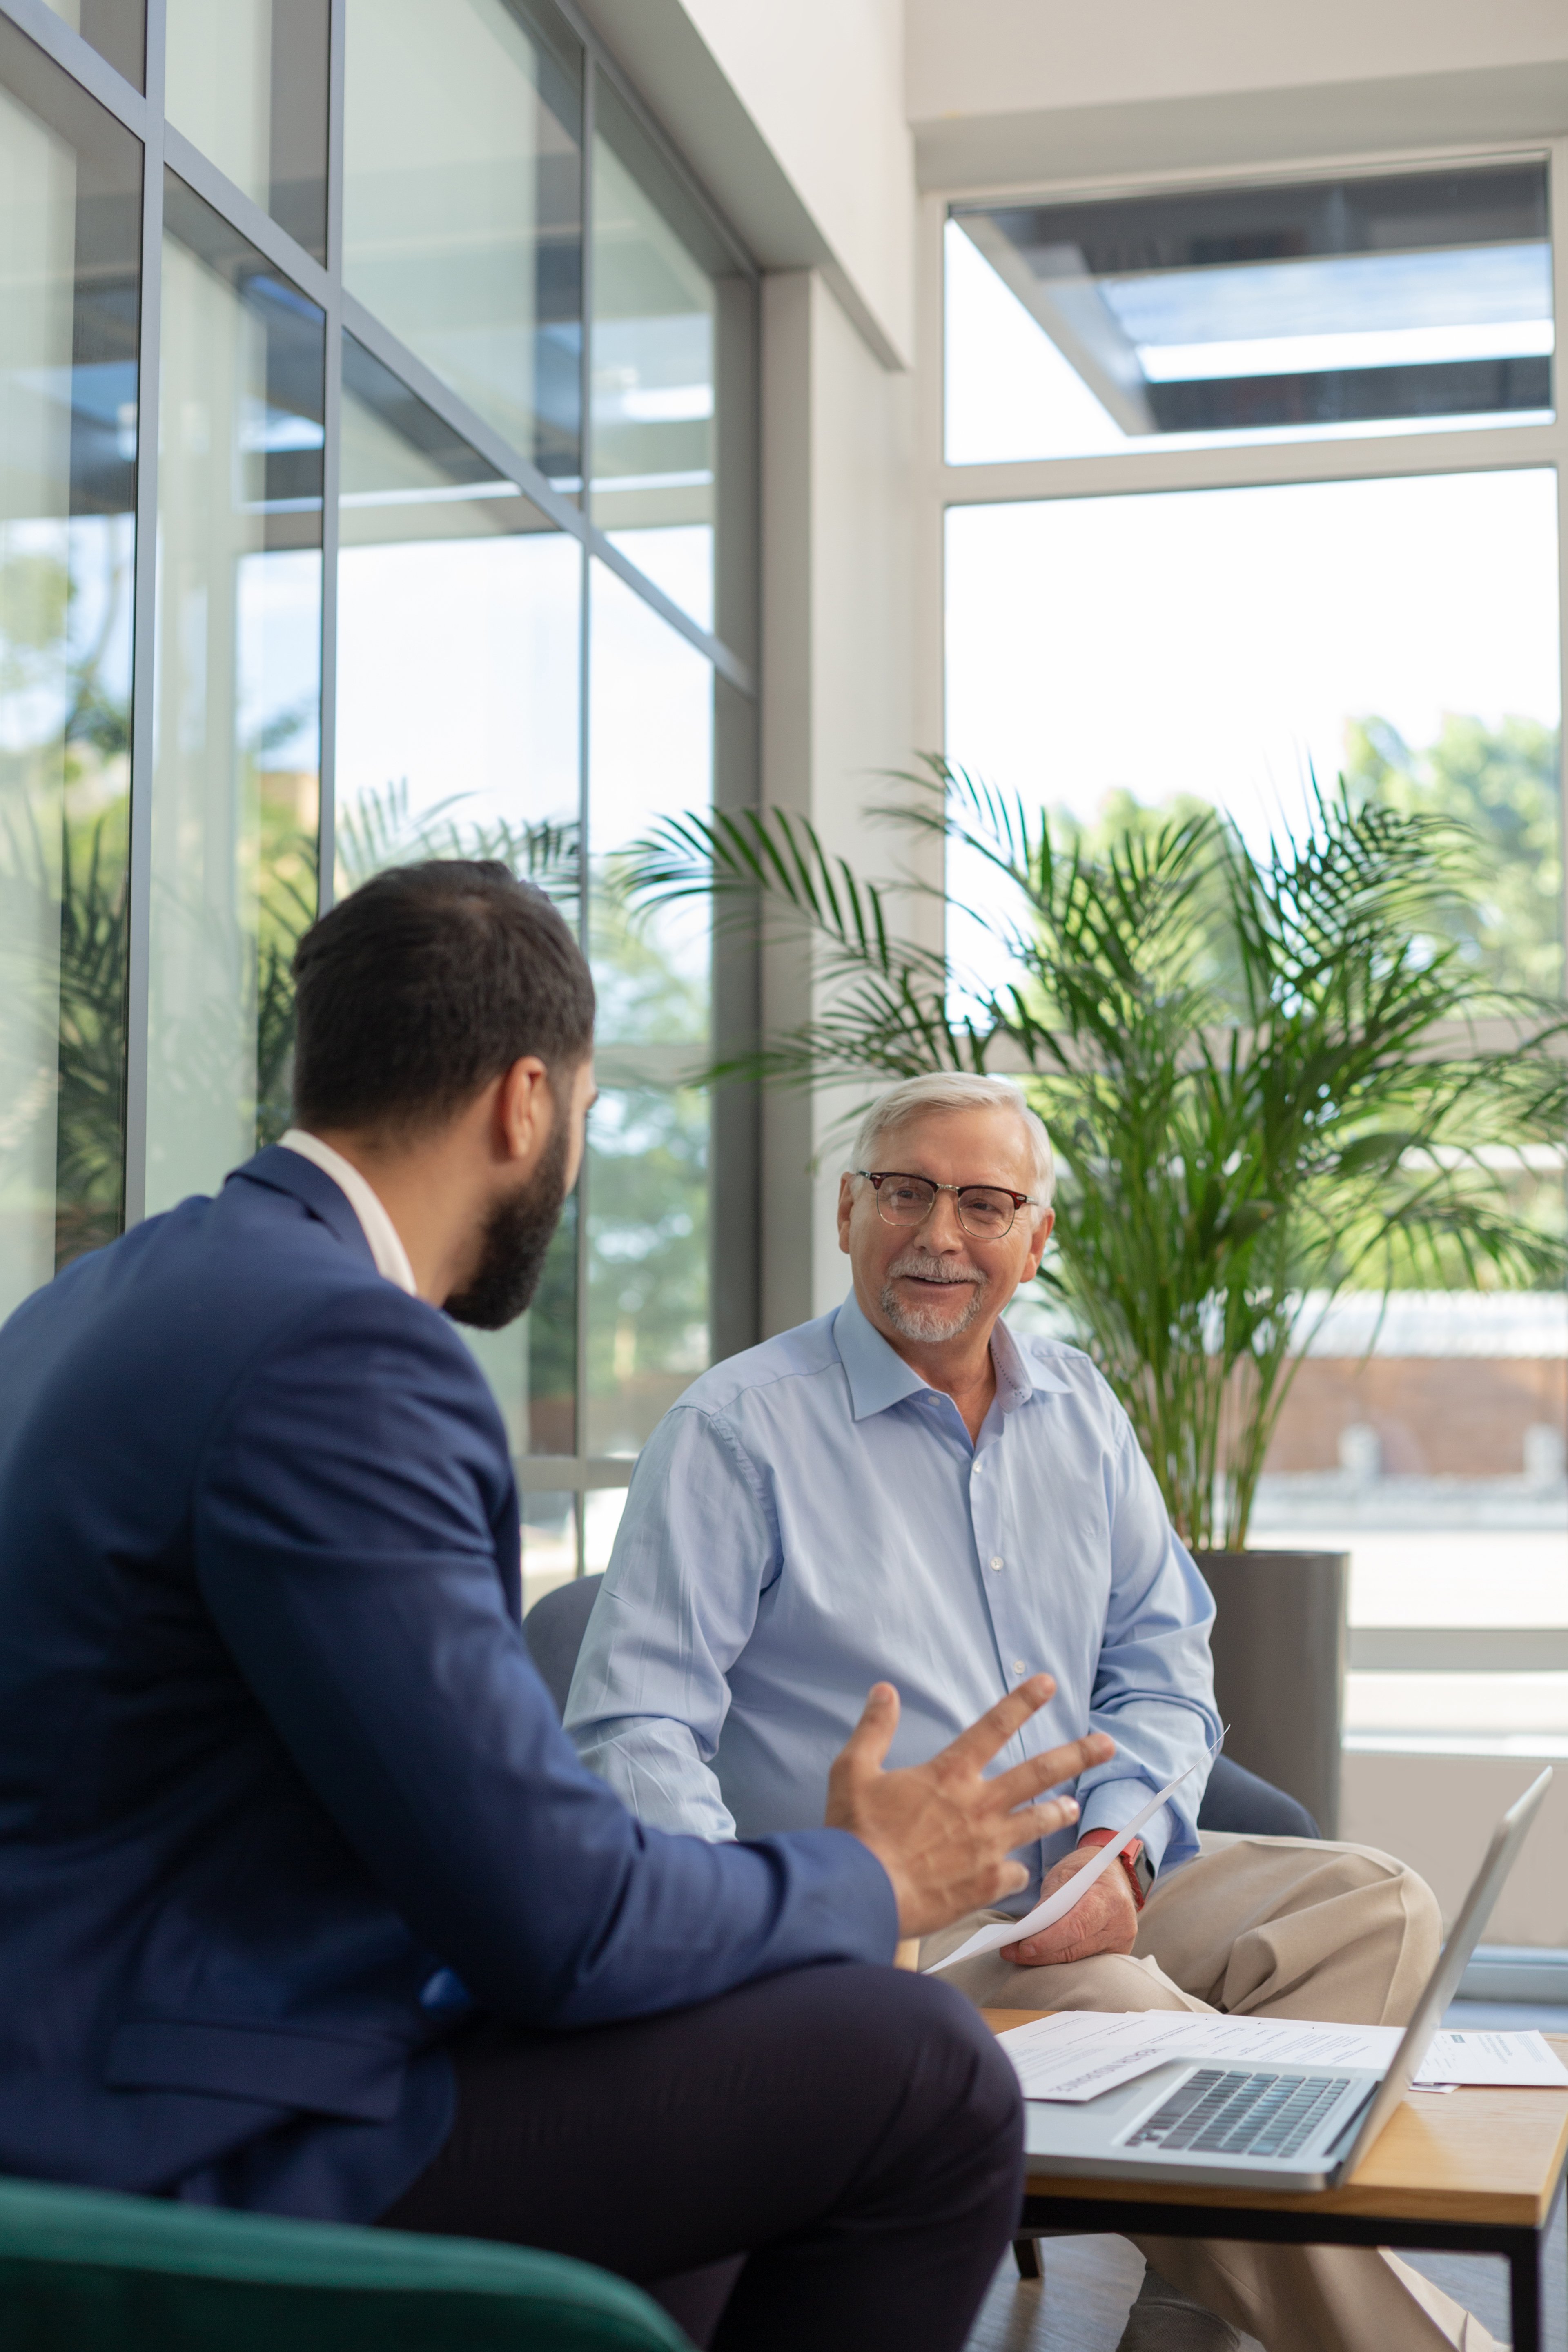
852;1169;1040;1241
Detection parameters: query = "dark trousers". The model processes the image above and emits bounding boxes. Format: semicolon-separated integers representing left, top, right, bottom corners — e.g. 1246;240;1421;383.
382;1961;1023;2352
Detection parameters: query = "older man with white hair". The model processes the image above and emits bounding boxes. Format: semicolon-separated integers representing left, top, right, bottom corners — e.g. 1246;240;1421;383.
568;1072;1492;2352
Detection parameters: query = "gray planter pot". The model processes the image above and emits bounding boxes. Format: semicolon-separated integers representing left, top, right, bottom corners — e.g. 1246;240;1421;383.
1194;1550;1349;1841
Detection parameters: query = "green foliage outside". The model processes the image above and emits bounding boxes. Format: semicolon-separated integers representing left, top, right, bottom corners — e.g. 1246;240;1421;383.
0;535;133;1267
1342;713;1563;996
585;880;709;1450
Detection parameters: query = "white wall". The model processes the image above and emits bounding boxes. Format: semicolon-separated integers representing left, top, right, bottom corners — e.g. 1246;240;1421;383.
1343;1751;1568;1947
906;0;1568;189
758;271;920;1331
576;0;915;366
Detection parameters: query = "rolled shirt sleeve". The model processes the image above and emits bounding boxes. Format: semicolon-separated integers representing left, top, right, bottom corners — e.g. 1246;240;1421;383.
1069;1410;1221;1878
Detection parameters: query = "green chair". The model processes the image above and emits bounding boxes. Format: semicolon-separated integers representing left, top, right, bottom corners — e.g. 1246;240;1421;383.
0;2173;690;2352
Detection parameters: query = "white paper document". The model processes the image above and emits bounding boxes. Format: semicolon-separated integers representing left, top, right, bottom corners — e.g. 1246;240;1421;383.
996;2011;1568;2104
925;1733;1224;1976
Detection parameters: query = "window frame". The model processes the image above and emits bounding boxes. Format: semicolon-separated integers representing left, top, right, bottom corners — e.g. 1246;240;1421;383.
921;140;1568;1691
0;0;762;1565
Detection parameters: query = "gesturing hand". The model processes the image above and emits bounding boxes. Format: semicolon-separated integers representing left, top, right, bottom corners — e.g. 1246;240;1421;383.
999;1839;1140;1968
824;1675;1115;1939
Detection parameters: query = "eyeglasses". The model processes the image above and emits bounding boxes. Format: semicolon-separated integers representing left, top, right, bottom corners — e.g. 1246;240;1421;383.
855;1170;1035;1241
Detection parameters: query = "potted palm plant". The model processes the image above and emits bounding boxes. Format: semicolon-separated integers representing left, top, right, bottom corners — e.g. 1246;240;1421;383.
629;761;1566;1832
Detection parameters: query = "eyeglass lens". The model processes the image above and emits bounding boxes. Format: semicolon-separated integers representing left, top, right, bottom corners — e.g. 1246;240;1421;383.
874;1176;1017;1238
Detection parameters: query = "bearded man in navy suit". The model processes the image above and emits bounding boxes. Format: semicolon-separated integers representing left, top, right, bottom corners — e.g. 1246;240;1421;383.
0;859;1109;2352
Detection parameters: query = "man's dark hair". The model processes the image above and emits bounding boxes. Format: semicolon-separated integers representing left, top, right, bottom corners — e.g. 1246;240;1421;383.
291;861;595;1134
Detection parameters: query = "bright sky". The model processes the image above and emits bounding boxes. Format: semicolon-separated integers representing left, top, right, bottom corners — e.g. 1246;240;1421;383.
943;224;1563;994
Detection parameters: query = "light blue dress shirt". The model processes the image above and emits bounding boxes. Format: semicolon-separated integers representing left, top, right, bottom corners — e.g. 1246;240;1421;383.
567;1292;1221;1902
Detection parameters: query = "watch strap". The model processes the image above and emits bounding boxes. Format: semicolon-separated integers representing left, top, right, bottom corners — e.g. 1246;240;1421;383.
1078;1827;1152;1910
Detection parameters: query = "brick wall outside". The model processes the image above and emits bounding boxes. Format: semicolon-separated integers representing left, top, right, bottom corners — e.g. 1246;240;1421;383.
1264;1357;1568;1477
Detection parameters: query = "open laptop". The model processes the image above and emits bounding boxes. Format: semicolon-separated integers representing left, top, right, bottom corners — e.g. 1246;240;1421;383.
1020;1767;1554;2194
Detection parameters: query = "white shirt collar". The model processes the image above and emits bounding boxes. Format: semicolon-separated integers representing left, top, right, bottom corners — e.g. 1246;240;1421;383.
278;1129;418;1296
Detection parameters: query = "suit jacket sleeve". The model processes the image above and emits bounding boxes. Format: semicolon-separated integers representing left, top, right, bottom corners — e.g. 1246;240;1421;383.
193;1286;897;2026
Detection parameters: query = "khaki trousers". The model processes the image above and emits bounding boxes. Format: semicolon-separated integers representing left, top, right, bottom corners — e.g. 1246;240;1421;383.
920;1833;1498;2352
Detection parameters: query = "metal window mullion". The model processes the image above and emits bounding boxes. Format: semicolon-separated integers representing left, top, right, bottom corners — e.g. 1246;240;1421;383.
571;49;596;1576
315;0;347;914
0;0;148;132
162;122;330;307
121;0;167;1230
1550;138;1568;1466
939;421;1568;514
548;0;757;284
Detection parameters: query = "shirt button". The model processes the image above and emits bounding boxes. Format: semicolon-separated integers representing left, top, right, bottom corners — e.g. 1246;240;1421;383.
1012;1659;1027;1675
989;1555;1004;1572
973;1459;984;1475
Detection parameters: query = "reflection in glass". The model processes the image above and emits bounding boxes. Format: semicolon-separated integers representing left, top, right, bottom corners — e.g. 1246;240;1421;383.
586;1086;708;1457
949;164;1554;464
343;0;582;481
522;1488;579;1614
587;557;710;1044
165;0;329;262
592;78;750;637
36;0;144;91
586;559;713;1455
145;175;323;1214
583;1485;627;1573
336;331;582;1453
0;28;139;1314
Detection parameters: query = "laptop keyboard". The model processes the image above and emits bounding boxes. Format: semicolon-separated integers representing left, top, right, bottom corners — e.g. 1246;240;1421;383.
1126;2068;1352;2159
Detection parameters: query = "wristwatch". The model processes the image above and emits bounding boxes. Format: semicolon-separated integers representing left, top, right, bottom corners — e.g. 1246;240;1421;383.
1078;1827;1154;1911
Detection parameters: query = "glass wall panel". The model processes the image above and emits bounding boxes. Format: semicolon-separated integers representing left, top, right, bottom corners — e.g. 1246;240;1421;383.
165;0;328;262
343;0;582;483
948;164;1555;464
36;0;144;91
0;26;139;1313
947;472;1565;1744
0;0;760;1538
336;330;581;1455
145;175;323;1213
521;1488;577;1614
586;557;712;1456
592;77;752;640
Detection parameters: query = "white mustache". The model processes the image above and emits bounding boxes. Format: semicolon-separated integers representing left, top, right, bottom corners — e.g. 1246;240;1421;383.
887;1251;984;1286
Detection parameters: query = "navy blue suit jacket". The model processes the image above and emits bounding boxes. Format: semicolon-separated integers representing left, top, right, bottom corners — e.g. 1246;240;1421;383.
0;1149;897;2221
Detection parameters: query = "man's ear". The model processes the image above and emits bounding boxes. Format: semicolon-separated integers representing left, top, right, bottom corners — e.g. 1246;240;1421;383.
1020;1205;1055;1282
496;1057;552;1165
836;1172;856;1255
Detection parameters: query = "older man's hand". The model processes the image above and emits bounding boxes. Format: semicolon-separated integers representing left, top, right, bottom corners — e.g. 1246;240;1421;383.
999;1839;1140;1968
824;1675;1115;1939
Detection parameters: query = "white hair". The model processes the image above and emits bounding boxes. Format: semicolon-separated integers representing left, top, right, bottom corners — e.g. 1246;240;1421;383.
849;1073;1056;1206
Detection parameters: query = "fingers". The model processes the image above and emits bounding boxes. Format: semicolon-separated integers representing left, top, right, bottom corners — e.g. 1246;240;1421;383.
1005;1794;1083;1847
938;1674;1059;1773
985;1730;1116;1813
836;1682;901;1777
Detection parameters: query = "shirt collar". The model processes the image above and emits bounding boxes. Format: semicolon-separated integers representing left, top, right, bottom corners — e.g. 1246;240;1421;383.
278;1129;418;1295
831;1288;1069;1422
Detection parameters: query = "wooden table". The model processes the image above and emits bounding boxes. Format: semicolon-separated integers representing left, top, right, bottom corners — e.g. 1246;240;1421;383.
985;2011;1568;2351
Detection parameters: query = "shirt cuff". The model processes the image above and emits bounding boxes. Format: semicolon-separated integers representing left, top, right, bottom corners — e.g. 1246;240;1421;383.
1077;1780;1174;1876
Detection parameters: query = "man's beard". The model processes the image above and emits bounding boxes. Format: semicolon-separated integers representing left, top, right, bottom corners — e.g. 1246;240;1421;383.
878;1247;987;1343
445;1115;571;1331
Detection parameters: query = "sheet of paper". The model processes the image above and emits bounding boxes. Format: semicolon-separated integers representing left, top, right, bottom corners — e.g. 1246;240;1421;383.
997;2011;1568;2103
1164;2015;1402;2074
925;1731;1225;1976
1421;2029;1568;2089
996;2011;1198;2103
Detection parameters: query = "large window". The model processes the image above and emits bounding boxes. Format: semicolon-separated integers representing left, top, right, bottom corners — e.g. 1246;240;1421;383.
942;157;1568;1760
0;0;759;1604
